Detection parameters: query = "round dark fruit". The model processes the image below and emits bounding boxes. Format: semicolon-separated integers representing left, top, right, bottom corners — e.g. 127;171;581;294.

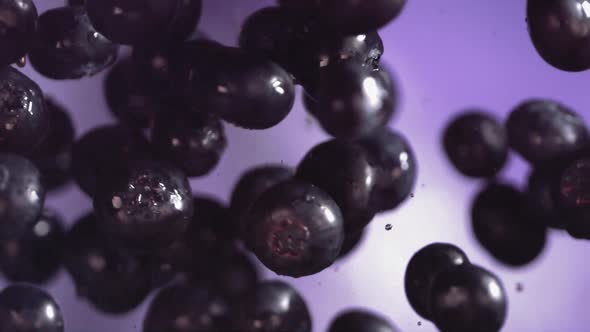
0;284;64;332
71;124;151;196
471;183;547;266
230;165;294;232
143;282;234;332
187;46;295;129
0;208;65;284
32;97;75;191
558;157;590;238
84;0;178;45
305;60;396;139
163;0;202;42
64;213;152;314
404;243;470;320
360;127;417;212
188;247;259;300
0;153;45;240
443;111;508;178
506;99;589;165
104;58;162;128
558;157;590;210
328;309;399;332
0;66;49;154
316;0;406;35
527;0;590;71
429;264;507;332
236;280;312;332
245;180;344;277
93;160;193;252
0;0;38;67
151;106;226;177
28;6;118;80
239;7;384;85
187;196;237;252
526;166;566;229
297;139;376;232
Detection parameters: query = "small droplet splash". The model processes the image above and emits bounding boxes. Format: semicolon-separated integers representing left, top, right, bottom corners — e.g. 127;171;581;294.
417;321;422;326
410;192;415;198
516;282;524;292
385;224;392;231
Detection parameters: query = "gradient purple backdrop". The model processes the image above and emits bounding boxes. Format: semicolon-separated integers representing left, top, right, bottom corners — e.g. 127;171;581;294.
9;0;590;331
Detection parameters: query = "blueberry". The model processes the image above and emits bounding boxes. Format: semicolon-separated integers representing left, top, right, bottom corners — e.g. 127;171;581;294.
151;105;226;177
526;166;566;229
71;124;151;196
0;208;65;284
328;309;399;332
297;139;376;232
0;153;45;240
64;214;152;314
245;179;344;277
0;284;64;332
93;160;193;252
443;111;508;178
471;183;547;266
404;243;469;320
143;282;234;332
230;165;294;233
360;127;417;212
557;157;590;238
163;0;202;42
28;6;118;80
239;7;383;86
188;196;237;252
527;0;590;71
315;0;407;35
131;38;222;98
84;0;179;45
0;66;49;154
31;97;75;191
506;99;589;166
104;58;161;128
304;61;396;139
188;247;259;301
187;46;295;129
0;0;38;67
236;280;312;332
429;264;507;332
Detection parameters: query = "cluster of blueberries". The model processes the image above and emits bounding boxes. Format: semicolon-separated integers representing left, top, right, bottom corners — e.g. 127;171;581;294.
0;0;588;331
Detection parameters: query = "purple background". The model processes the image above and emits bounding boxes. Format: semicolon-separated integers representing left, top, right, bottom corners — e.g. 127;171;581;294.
8;0;590;331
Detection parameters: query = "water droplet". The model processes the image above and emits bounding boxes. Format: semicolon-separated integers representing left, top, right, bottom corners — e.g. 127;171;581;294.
410;193;415;198
385;224;392;231
417;321;422;326
516;283;524;292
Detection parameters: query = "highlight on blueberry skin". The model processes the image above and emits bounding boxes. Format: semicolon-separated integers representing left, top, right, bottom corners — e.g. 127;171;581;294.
245;179;344;277
28;5;118;80
93;160;194;252
0;153;46;240
0;66;49;154
0;283;64;332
